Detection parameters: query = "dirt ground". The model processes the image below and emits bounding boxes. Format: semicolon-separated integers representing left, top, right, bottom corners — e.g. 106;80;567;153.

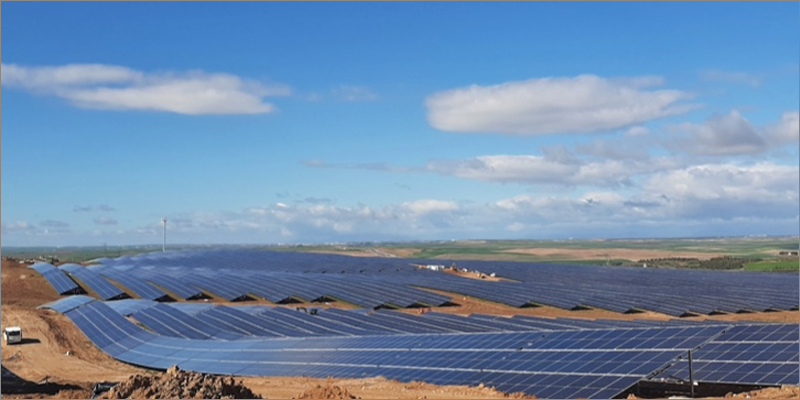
501;247;728;261
312;246;732;261
308;247;421;259
1;258;797;399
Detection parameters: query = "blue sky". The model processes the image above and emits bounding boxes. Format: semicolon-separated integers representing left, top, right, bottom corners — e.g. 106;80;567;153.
2;2;798;246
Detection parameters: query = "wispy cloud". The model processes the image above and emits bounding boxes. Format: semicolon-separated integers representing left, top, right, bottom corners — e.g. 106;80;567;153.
331;85;378;102
40;220;70;228
1;63;291;115
7;162;796;244
425;154;681;187
298;197;333;205
667;110;795;155
93;217;118;225
302;159;417;173
425;75;697;135
764;111;799;147
699;69;761;87
639;162;799;220
1;221;36;233
74;204;116;212
132;165;798;241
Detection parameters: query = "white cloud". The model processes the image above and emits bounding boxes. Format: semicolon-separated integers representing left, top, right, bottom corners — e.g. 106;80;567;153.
5;169;797;245
425;74;696;135
625;126;650;136
669;110;767;155
427;155;579;184
1;63;290;115
668;110;798;156
487;163;798;229
401;199;459;214
426;154;681;187
160;199;468;242
1;221;35;233
764;111;799;147
574;139;651;161
1;63;142;87
639;162;799;220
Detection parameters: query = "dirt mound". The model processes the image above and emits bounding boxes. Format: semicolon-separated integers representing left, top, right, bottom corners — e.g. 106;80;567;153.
296;383;359;399
98;365;262;399
1;260;61;308
723;385;800;399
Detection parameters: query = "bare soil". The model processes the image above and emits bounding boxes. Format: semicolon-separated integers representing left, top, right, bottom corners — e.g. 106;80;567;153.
97;365;261;399
2;257;797;399
501;247;728;261
722;385;799;399
309;246;732;261
308;247;420;258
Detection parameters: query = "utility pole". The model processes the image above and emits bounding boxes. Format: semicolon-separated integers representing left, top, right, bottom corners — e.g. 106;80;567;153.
688;350;695;398
161;217;167;252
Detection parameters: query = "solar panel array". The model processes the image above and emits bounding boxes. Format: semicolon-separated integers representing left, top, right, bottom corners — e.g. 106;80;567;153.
650;324;799;386
85;249;797;317
49;297;745;399
85;298;728;340
28;263;81;295
40;296;800;398
429;259;799;315
104;298;158;316
58;264;128;300
87;266;171;301
38;295;96;313
54;298;693;341
26;247;798;399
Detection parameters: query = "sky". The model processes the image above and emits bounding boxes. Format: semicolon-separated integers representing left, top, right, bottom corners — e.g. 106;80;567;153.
1;2;798;247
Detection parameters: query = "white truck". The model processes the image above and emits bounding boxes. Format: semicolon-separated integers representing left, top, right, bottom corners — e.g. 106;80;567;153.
3;326;22;344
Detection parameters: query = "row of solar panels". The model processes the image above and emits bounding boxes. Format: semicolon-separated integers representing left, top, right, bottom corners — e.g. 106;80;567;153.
42;297;799;399
651;323;799;386
28;263;83;295
88;249;799;316
44;296;746;341
41;296;724;341
41;261;449;307
43;297;747;399
36;248;800;317
443;258;798;315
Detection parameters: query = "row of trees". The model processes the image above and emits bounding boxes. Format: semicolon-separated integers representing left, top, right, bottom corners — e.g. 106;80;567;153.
635;256;761;270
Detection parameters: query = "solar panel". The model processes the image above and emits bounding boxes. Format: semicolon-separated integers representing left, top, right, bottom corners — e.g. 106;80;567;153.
166;302;217;316
28;263;81;295
59;264;128;300
105;299;157;316
133;304;240;340
649;323;800;386
98;271;170;301
38;295;96;313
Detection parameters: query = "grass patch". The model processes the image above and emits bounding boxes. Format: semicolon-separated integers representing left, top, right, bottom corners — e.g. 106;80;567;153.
744;259;799;272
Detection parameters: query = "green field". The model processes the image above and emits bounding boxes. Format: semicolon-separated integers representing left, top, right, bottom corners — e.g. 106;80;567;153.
744;259;799;272
377;237;799;263
3;236;798;269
